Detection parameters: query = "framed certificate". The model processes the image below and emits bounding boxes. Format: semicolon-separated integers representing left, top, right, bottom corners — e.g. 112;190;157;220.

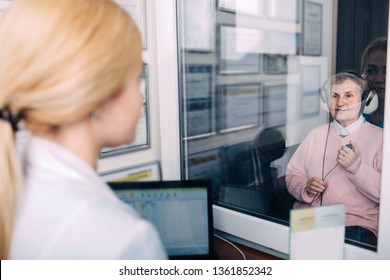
181;0;215;52
264;30;298;55
217;0;235;13
100;64;150;158
100;161;161;182
267;0;299;22
218;25;263;74
114;0;147;49
183;65;215;139
218;83;263;132
186;148;223;190
302;1;322;56
264;85;287;127
301;91;320;117
217;0;264;17
300;64;321;117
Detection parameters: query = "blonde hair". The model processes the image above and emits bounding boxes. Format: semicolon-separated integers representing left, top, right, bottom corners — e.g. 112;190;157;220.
0;0;142;259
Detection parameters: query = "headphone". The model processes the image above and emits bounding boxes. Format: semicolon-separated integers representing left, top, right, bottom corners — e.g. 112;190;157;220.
319;72;378;115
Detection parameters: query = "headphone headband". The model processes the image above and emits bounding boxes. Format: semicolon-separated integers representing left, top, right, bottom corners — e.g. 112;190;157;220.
319;71;378;114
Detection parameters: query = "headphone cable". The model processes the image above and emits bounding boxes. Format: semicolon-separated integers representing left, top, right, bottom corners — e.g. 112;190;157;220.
309;121;339;207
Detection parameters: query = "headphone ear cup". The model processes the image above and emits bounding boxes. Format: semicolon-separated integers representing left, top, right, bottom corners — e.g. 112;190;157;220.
319;87;330;112
363;91;378;115
321;99;330;112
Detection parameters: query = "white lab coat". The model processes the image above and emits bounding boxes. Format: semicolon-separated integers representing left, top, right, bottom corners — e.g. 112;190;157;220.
10;137;167;259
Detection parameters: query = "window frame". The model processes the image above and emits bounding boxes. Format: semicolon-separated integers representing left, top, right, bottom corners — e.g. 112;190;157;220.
156;0;390;259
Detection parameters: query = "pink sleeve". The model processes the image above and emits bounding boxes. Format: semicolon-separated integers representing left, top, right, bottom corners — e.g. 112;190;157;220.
346;147;382;203
285;137;313;204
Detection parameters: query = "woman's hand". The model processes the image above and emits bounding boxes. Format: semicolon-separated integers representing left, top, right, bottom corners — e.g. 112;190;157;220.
337;142;360;168
305;177;326;197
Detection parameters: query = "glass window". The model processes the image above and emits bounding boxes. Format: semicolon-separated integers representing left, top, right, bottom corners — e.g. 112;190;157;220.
177;0;387;253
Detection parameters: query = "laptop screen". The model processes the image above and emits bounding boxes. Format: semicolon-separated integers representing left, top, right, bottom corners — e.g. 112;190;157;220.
108;180;214;259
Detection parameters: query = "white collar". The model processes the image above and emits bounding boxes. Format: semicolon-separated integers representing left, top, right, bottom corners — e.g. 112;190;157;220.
333;115;365;137
23;136;117;200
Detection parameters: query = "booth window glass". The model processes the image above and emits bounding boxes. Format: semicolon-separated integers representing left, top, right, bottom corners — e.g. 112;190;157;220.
177;0;387;253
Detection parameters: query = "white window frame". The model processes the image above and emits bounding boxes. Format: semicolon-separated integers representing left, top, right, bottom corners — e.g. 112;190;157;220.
156;0;390;259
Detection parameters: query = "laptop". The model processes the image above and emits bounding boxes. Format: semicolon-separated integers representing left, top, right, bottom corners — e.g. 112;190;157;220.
108;180;215;260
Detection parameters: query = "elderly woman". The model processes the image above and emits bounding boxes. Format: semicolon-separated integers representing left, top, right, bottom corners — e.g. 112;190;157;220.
286;72;383;246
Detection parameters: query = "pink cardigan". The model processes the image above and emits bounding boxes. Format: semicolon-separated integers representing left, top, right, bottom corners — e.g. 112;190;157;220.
286;121;383;235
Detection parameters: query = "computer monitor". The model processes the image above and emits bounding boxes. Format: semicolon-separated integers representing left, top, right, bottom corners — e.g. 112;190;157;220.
108;180;215;259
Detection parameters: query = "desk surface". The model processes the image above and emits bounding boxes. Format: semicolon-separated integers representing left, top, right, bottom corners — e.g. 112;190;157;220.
213;236;282;260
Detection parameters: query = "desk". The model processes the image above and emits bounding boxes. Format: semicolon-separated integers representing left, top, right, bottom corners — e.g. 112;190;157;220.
213;236;282;260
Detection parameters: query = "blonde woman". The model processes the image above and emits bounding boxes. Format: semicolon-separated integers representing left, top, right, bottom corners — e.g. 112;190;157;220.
360;37;387;128
0;0;166;259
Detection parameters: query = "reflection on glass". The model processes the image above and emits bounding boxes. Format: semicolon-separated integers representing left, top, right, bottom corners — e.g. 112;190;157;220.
183;65;214;138
218;84;262;132
219;25;263;74
361;37;387;128
177;0;386;253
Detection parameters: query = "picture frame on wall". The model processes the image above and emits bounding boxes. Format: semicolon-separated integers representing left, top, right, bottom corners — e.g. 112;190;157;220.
186;148;223;189
267;0;299;22
218;83;263;133
100;64;150;158
218;24;263;74
264;30;298;55
181;0;215;53
217;0;235;13
301;91;320;117
300;64;321;117
217;0;264;17
183;64;215;139
263;84;287;127
114;0;147;49
301;1;322;56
